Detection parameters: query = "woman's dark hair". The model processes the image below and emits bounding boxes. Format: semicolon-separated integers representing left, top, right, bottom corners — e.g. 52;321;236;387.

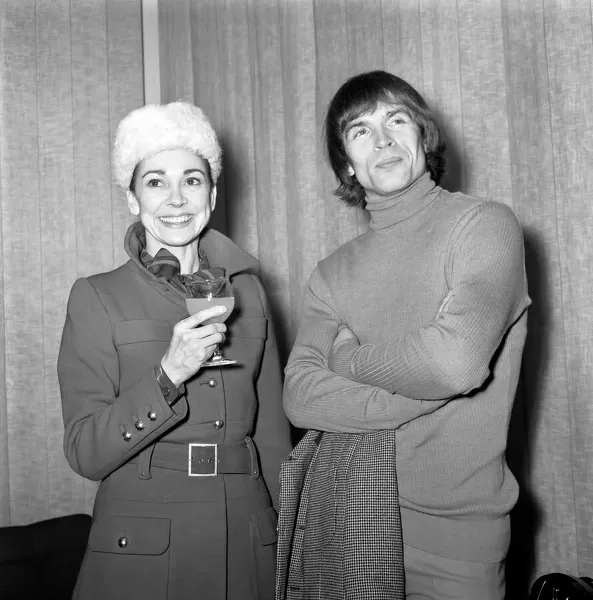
324;70;446;208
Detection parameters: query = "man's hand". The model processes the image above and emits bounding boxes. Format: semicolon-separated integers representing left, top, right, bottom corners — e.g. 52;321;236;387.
327;325;360;377
331;325;359;354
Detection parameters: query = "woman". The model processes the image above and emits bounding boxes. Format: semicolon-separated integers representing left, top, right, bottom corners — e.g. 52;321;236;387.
58;102;292;600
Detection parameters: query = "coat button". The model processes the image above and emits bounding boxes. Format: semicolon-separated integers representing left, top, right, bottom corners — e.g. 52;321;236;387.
207;378;218;388
122;431;132;441
213;420;224;429
135;420;145;430
117;536;129;548
148;411;157;421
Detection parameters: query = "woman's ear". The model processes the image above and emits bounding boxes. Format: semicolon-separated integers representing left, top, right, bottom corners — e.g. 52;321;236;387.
126;190;140;216
209;185;218;212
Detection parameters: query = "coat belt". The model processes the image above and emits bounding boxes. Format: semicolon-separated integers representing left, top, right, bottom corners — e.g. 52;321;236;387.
130;437;259;479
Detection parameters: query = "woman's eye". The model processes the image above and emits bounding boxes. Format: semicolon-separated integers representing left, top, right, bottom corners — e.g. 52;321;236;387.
352;127;367;139
146;179;163;187
185;177;203;186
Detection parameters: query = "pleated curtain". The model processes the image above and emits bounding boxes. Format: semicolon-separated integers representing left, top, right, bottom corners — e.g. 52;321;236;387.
1;0;592;593
0;0;143;523
157;0;593;589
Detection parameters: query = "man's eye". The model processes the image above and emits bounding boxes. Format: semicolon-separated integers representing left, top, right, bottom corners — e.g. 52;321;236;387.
388;116;406;126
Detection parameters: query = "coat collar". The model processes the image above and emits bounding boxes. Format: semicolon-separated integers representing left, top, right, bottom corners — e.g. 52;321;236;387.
124;221;259;280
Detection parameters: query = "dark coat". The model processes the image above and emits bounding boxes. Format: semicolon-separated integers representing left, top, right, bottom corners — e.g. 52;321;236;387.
276;430;405;600
58;223;292;600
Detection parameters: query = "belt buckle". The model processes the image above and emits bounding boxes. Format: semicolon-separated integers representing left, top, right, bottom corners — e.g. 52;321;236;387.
188;443;218;477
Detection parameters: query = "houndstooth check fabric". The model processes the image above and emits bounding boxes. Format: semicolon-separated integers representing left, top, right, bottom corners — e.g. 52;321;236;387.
276;429;405;600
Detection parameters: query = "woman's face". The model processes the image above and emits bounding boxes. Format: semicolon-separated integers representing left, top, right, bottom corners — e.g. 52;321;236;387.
127;149;217;254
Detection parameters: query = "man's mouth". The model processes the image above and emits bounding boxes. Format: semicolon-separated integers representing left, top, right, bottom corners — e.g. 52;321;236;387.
375;156;402;169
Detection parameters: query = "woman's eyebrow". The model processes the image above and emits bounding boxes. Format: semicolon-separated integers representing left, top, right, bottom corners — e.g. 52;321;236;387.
141;169;166;177
141;168;206;177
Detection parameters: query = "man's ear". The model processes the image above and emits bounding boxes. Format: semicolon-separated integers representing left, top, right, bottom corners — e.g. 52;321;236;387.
210;185;218;212
127;190;140;216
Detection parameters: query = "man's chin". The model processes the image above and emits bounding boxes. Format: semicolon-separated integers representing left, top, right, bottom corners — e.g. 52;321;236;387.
370;177;413;198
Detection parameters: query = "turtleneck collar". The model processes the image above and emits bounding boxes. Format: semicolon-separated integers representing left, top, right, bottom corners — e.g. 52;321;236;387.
366;172;440;231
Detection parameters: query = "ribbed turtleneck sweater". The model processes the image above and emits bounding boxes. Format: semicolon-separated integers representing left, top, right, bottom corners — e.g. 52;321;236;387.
283;172;531;563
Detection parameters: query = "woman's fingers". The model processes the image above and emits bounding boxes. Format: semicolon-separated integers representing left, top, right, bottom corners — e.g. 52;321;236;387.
161;308;228;386
179;323;226;342
178;305;227;330
182;328;226;346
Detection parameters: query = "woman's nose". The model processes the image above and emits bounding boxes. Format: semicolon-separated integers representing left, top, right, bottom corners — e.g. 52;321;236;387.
168;186;187;206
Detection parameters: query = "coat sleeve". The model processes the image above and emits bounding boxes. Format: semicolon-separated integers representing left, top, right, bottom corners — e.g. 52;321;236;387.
283;269;449;433
249;275;293;508
58;277;188;481
329;202;531;399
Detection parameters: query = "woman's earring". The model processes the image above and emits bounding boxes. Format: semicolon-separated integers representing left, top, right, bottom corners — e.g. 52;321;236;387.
347;166;355;177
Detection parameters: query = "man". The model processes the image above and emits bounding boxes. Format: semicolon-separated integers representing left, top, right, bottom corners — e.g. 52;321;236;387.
280;71;530;599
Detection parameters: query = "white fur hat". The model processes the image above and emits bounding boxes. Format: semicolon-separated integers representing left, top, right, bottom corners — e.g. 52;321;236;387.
112;101;222;189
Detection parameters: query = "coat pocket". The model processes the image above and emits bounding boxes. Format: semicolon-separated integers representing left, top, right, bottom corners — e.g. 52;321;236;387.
74;515;171;600
249;506;277;600
307;462;337;547
113;320;173;387
113;319;172;345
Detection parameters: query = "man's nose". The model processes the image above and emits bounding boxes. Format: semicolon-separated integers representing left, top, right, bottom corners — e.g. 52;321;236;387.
374;129;395;150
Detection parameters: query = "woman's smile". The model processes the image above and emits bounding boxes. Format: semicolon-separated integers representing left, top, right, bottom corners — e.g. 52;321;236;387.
127;149;217;259
158;213;194;227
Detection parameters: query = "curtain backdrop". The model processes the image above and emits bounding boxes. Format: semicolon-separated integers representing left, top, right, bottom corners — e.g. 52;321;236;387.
158;0;593;592
0;0;143;524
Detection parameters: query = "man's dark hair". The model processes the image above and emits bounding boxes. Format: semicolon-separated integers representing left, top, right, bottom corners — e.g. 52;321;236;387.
324;70;446;208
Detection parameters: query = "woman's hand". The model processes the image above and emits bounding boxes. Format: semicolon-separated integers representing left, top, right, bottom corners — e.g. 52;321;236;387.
160;305;228;386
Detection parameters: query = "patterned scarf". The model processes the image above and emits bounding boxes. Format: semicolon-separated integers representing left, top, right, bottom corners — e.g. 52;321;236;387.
140;247;226;296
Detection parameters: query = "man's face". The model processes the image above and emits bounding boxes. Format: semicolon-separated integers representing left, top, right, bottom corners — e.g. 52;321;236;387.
343;101;427;200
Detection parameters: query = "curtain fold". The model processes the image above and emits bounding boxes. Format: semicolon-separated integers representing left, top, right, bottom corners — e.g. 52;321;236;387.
158;0;593;586
0;0;143;525
0;0;591;588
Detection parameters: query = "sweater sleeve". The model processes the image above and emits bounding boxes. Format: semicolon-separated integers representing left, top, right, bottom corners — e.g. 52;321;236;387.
58;278;188;481
250;275;293;508
329;202;531;399
283;269;449;433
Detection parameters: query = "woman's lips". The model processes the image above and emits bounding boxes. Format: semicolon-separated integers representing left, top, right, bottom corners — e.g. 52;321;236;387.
158;214;194;227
